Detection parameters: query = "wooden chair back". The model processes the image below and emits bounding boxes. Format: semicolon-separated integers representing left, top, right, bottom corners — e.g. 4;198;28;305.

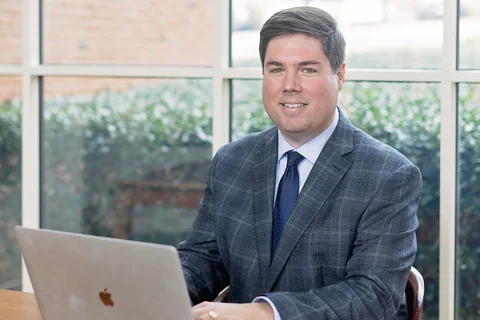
406;266;425;320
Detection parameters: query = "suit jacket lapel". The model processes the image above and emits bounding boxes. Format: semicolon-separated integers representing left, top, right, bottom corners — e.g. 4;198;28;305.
252;128;278;291
265;111;354;291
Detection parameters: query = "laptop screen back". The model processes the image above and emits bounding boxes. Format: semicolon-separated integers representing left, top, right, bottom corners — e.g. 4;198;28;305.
15;226;193;320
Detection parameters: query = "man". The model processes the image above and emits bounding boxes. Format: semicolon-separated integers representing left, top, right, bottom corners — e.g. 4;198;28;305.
179;6;421;320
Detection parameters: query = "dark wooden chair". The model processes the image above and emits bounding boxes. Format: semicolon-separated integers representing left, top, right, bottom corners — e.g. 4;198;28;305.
213;286;230;303
213;266;425;320
405;266;425;320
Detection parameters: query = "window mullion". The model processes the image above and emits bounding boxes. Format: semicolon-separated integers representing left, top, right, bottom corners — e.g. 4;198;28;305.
21;0;41;293
212;0;231;154
439;0;459;319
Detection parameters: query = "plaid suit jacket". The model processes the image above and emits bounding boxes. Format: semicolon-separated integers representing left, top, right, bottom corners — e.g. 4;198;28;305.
179;109;421;319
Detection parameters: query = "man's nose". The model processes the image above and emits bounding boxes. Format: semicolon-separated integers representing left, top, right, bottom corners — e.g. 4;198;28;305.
282;72;301;92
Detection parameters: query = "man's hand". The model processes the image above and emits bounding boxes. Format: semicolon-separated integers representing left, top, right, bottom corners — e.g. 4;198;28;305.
192;301;274;320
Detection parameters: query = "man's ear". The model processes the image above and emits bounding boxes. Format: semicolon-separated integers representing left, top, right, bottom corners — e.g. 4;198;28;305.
337;62;346;91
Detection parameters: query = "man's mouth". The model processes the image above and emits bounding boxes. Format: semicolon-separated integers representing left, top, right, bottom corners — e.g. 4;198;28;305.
281;103;306;108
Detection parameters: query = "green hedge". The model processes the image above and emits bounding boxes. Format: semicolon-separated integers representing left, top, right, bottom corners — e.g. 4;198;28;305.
41;80;213;235
1;80;479;318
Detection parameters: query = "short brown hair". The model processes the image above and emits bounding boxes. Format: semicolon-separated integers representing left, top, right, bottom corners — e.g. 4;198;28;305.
259;6;346;72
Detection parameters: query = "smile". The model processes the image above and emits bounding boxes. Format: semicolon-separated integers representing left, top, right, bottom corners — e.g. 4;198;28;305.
281;103;306;108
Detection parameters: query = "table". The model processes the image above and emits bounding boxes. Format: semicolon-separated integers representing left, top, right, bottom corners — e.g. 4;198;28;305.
0;289;42;319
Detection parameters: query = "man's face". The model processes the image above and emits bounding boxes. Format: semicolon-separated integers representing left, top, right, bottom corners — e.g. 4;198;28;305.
262;33;345;148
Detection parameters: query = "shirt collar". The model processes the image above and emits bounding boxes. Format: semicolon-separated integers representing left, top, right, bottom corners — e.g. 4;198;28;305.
277;107;339;164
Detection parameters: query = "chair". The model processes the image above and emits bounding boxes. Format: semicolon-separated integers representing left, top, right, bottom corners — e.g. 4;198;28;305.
406;266;425;320
213;286;230;302
213;266;425;320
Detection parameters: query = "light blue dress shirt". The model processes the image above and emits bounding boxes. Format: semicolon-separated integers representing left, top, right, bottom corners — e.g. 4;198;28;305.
253;107;339;320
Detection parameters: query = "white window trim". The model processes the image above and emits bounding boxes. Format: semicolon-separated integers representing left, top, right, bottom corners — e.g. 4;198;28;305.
0;0;476;317
20;0;41;294
439;0;459;319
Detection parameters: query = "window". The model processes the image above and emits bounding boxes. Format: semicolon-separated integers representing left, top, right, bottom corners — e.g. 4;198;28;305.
0;76;22;290
42;77;212;245
231;0;443;69
459;1;480;69
42;0;214;66
231;80;271;141
0;2;22;64
457;83;480;319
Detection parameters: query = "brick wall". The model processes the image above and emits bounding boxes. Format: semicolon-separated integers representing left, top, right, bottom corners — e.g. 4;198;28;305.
0;77;21;101
0;0;213;100
0;0;22;65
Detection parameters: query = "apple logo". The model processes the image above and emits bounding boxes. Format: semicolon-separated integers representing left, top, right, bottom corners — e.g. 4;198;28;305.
99;288;115;307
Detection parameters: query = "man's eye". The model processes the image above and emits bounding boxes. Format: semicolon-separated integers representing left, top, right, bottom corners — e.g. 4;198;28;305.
302;68;316;73
270;68;283;73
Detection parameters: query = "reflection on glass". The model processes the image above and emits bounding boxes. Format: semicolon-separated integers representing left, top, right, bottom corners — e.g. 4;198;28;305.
231;79;440;318
231;0;442;69
43;0;213;66
0;77;22;290
231;80;272;141
457;83;480;319
459;1;480;69
42;78;212;246
0;1;22;63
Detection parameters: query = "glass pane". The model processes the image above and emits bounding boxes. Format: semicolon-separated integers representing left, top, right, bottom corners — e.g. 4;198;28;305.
231;80;440;318
42;0;213;66
459;1;480;69
231;80;272;141
457;83;480;319
232;0;442;69
0;76;22;290
42;78;212;246
0;0;22;64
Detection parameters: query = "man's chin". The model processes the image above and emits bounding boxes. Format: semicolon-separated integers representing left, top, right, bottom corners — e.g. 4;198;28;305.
278;128;316;148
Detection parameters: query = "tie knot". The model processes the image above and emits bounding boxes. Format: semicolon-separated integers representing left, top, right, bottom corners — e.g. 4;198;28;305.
286;151;304;168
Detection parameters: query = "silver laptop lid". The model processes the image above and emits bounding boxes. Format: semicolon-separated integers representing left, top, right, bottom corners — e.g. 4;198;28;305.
15;226;193;320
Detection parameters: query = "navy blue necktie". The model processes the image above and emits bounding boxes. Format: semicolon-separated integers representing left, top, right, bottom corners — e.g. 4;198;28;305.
272;151;304;257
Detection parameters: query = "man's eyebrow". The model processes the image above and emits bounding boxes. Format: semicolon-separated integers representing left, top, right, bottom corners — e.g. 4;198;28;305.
298;60;321;66
265;60;283;67
264;60;322;67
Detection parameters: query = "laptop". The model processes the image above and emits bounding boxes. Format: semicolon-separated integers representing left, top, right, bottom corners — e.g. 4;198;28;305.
15;226;193;320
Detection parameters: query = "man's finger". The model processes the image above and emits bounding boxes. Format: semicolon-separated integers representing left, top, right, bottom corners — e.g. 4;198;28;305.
197;313;216;320
192;302;217;320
